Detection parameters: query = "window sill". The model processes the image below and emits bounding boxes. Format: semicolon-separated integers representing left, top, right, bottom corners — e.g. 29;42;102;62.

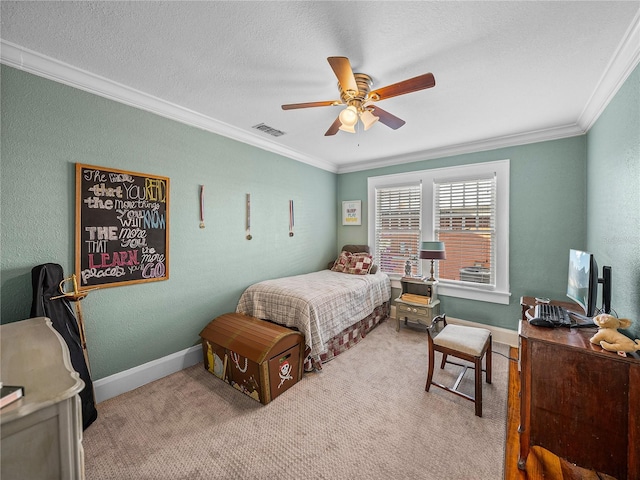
438;283;511;305
389;275;511;304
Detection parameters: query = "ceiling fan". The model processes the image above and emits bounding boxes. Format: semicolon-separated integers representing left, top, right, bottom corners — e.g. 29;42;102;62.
281;56;436;136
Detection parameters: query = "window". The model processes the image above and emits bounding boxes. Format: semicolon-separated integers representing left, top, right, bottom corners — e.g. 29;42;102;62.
368;160;510;305
374;184;422;276
435;175;496;286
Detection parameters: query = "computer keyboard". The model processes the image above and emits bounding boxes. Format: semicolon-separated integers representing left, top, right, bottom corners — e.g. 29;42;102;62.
534;303;571;326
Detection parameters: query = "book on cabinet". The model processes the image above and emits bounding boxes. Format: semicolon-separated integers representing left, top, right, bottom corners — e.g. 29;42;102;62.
0;385;24;409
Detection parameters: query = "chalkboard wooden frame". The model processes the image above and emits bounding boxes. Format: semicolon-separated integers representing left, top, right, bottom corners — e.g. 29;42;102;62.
75;163;170;289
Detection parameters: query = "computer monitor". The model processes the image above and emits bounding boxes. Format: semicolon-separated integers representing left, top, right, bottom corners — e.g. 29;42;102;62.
566;249;598;317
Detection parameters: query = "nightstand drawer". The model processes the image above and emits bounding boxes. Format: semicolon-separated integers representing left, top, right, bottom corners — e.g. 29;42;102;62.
397;303;429;316
395;298;440;331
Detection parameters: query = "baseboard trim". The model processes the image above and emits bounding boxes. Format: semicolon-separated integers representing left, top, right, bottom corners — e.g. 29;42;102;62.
93;345;202;404
95;312;518;404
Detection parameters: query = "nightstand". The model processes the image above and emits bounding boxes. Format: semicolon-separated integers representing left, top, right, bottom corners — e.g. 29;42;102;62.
395;277;441;331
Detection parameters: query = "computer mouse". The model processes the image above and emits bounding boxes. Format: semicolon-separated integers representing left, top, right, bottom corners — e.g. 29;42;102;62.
528;317;555;328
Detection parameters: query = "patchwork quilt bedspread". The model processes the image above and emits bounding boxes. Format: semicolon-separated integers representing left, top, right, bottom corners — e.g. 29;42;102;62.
236;269;391;362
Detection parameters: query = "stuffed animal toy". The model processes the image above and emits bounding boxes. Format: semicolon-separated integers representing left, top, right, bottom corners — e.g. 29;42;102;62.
589;314;640;352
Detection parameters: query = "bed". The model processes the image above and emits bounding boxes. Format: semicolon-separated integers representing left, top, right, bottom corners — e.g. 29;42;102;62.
236;246;391;370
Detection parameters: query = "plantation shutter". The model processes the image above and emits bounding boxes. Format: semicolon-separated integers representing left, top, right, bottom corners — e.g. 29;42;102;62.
375;183;422;276
435;175;496;285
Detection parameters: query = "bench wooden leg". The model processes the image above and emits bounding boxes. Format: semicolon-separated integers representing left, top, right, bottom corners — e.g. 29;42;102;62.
425;344;435;392
474;355;483;417
486;336;492;384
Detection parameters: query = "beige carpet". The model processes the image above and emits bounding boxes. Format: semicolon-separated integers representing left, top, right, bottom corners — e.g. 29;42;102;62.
83;319;510;479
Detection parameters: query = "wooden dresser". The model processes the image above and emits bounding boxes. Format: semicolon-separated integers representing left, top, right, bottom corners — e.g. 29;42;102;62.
518;298;640;479
1;317;85;480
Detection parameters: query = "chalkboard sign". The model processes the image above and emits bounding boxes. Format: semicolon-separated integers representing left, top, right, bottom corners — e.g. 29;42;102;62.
75;163;170;289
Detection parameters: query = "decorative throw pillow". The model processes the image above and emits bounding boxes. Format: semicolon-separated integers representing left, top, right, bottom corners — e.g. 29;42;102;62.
346;252;373;275
331;251;352;273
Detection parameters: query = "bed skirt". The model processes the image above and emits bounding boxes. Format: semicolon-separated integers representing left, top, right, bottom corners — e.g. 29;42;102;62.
303;301;390;372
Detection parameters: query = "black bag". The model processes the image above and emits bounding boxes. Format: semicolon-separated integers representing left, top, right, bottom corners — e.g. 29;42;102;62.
30;263;98;430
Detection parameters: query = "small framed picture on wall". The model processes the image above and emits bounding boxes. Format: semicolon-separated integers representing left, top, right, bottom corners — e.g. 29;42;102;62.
342;200;361;225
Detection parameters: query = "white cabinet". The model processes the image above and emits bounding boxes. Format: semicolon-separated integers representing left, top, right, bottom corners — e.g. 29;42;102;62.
1;317;85;480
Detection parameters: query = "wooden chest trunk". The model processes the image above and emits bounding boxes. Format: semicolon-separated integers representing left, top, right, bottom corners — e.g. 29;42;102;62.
199;313;304;405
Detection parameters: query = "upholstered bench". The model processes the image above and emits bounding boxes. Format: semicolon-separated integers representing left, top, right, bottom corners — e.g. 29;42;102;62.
425;314;492;417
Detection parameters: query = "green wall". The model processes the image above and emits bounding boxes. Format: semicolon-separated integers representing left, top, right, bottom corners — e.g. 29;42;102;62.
338;137;587;330
337;64;639;333
586;64;640;338
2;62;638;381
1;65;337;379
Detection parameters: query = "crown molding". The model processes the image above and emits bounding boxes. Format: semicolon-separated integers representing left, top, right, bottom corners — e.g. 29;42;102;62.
340;12;640;174
3;17;638;177
577;10;640;131
337;123;585;174
0;40;339;173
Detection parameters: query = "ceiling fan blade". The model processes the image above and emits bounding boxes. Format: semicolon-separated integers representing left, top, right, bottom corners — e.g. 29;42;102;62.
369;73;435;102
282;100;338;110
369;106;406;130
324;116;342;136
327;57;358;93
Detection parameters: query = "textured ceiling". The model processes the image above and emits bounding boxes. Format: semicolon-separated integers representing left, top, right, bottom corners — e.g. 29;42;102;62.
1;1;639;173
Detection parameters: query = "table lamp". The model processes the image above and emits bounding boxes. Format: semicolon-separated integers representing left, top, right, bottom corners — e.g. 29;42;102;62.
420;241;446;282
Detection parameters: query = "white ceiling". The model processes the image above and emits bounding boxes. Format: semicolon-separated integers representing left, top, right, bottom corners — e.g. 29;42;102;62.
1;1;639;173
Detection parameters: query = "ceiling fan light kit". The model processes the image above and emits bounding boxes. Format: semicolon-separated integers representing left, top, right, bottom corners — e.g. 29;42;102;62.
338;123;356;133
338;105;359;128
338;124;356;134
281;56;435;137
360;109;379;130
338;104;379;132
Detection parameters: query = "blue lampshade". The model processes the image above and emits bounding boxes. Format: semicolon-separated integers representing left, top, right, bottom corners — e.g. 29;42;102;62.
421;241;445;251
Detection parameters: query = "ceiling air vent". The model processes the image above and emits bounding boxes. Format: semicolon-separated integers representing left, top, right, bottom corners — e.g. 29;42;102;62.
252;123;286;137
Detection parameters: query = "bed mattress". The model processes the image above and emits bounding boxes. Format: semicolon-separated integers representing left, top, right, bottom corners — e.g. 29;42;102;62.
236;269;391;364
